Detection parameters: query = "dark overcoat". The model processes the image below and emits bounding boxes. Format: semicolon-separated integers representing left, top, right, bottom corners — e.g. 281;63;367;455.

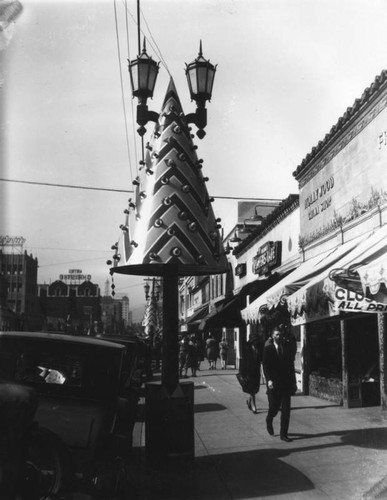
262;341;295;395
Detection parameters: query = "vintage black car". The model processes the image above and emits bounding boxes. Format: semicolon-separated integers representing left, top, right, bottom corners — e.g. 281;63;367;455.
0;331;139;498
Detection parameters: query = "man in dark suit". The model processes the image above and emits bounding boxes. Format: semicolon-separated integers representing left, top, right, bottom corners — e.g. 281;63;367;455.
262;326;296;442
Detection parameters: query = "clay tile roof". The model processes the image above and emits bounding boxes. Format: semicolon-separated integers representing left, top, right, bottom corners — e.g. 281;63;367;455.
293;69;387;180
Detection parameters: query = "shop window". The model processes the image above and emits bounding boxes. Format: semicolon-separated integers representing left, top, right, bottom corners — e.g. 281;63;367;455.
308;322;342;379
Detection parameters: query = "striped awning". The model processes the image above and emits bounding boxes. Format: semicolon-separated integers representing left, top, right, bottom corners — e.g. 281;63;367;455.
287;225;387;324
241;236;363;324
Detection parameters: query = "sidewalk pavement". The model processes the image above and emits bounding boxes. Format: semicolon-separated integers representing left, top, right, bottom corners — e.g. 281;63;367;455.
130;367;387;500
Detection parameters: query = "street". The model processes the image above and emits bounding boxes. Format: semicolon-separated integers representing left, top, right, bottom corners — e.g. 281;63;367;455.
130;367;387;500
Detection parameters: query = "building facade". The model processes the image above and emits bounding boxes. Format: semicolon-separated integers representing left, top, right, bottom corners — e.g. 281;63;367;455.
0;237;40;331
289;70;387;409
242;70;387;410
38;269;100;335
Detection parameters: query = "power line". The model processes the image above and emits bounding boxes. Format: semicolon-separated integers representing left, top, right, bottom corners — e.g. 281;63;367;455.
0;178;133;194
113;0;134;184
0;177;281;201
26;247;109;253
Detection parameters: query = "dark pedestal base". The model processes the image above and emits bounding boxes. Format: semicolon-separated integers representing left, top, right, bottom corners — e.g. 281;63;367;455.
145;381;194;463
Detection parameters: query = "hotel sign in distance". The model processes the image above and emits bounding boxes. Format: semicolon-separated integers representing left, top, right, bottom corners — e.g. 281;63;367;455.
252;241;282;276
298;97;387;245
59;269;91;284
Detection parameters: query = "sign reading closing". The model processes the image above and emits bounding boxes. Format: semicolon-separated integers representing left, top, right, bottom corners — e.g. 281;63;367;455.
252;241;282;276
334;287;387;313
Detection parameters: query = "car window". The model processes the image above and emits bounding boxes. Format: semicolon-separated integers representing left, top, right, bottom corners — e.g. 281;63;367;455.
15;352;83;387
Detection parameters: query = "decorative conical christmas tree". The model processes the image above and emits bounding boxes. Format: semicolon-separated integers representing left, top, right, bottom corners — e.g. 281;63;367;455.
114;78;228;277
112;78;226;394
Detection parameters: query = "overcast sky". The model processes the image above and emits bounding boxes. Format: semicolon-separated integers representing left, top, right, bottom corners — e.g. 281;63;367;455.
1;0;387;320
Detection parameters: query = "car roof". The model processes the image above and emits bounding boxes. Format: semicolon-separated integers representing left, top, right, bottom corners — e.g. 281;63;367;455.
97;335;138;344
0;332;126;350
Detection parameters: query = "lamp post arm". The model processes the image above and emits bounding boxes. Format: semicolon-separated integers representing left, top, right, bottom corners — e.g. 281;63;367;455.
136;104;160;136
186;107;207;128
136;104;159;125
186;105;207;139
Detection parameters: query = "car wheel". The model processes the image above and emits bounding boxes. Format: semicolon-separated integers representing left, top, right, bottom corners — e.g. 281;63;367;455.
21;427;73;500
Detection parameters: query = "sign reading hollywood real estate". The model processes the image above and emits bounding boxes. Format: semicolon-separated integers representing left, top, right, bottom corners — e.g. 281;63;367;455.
297;92;387;246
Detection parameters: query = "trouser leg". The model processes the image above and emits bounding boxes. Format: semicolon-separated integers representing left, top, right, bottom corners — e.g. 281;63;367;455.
267;389;280;421
280;393;291;437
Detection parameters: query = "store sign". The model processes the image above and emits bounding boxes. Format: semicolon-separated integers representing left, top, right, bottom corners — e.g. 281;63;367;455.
60;269;91;283
334;287;387;313
252;241;282;276
235;263;246;277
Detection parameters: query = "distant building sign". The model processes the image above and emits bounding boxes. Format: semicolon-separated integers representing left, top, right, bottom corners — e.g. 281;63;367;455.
252;241;282;276
60;269;91;283
235;263;247;277
0;236;26;247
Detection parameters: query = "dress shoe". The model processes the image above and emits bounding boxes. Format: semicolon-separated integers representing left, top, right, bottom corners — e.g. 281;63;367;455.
280;435;292;442
266;419;274;436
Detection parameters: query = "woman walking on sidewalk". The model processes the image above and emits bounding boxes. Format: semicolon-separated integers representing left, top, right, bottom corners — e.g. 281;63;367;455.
219;337;229;370
206;333;218;370
237;332;263;414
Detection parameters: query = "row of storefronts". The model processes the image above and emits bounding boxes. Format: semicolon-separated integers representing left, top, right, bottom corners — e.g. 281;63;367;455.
180;69;387;410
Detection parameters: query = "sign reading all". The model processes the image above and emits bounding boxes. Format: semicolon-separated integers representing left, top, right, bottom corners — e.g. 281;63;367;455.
252;241;282;276
334;287;387;313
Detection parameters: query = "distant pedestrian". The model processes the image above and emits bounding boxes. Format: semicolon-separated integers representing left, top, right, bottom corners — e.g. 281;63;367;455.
239;333;262;414
196;337;204;370
186;335;199;377
219;337;229;370
179;335;189;378
262;326;296;442
206;333;218;370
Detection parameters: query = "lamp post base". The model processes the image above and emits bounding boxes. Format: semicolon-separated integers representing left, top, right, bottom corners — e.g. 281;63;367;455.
145;381;194;464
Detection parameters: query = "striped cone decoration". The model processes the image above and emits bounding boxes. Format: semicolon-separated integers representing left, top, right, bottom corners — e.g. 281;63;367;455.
115;78;227;277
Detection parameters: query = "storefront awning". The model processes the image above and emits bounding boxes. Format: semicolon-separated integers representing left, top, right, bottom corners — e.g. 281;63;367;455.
185;304;209;325
241;236;364;324
287;225;387;324
199;296;240;331
357;253;387;295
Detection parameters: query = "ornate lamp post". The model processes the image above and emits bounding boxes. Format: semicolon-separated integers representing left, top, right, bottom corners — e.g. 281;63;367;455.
110;40;226;462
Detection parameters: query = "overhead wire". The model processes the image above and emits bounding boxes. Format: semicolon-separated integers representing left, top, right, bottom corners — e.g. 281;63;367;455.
0;177;274;200
0;178;133;193
121;0;169;75
113;0;134;184
140;7;171;76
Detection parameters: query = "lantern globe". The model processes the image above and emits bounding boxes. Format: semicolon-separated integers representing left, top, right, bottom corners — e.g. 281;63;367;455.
129;45;159;103
185;42;217;104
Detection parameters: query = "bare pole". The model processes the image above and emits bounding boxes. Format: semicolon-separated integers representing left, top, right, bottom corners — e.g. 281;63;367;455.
137;0;141;55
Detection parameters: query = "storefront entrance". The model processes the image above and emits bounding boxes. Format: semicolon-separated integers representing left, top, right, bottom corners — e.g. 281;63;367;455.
346;315;380;407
